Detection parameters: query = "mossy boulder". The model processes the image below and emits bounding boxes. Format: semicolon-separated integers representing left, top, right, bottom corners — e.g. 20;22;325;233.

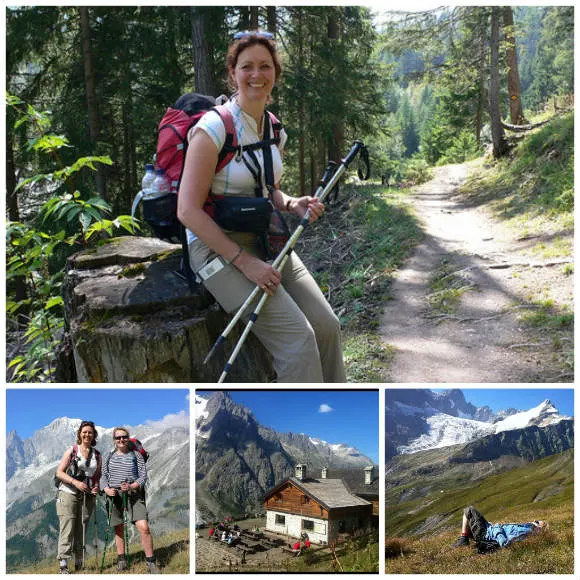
60;236;272;382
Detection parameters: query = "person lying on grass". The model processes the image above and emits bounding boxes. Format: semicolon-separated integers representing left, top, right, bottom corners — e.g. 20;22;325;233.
452;505;548;552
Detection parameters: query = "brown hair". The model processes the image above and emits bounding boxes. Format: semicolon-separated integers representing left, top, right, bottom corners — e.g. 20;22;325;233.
76;420;98;447
226;32;283;92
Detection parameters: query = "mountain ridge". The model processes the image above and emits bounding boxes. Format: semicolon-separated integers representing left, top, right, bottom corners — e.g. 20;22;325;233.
195;392;376;523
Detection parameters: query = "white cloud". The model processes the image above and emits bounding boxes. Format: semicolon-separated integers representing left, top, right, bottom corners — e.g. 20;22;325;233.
145;409;189;431
319;404;333;414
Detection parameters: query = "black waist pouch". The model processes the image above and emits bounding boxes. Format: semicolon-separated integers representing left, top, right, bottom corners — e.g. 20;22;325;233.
213;196;273;235
142;192;181;243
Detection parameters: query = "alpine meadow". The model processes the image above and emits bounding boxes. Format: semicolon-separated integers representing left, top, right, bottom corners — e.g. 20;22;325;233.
385;389;574;574
5;6;574;383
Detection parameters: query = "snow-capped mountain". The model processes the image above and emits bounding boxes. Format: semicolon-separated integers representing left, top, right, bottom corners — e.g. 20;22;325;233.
386;390;572;459
195;392;375;522
6;413;189;569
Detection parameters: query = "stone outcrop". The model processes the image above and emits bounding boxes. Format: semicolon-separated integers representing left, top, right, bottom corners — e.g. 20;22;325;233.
60;236;272;382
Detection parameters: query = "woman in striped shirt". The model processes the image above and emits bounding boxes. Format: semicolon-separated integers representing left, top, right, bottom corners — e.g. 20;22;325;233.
100;427;159;573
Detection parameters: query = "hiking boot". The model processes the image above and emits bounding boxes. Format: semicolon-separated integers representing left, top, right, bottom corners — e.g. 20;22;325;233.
59;566;70;574
146;561;161;574
452;535;470;548
117;559;128;571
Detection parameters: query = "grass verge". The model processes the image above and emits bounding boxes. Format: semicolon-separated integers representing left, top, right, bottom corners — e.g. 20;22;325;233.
295;182;423;381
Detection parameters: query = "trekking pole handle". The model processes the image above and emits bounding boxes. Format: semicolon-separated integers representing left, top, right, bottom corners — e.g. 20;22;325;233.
343;140;365;167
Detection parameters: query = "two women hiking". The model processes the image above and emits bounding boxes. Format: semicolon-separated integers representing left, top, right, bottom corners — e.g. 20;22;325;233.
55;423;160;574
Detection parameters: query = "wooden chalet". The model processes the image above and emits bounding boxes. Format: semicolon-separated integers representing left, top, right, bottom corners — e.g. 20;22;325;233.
263;464;375;545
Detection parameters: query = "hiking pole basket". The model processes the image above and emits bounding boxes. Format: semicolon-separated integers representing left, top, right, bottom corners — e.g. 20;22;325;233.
212;140;370;383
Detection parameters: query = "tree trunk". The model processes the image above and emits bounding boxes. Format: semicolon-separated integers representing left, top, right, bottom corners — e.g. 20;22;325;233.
476;24;486;144
489;8;508;158
191;7;215;95
327;10;345;163
249;7;259;30
79;7;107;198
503;6;526;124
6;129;28;320
266;6;276;34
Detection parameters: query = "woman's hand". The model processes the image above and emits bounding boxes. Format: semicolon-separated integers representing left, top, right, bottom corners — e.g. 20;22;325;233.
91;485;99;496
74;479;90;494
129;482;140;492
235;252;282;296
289;196;325;223
104;486;117;497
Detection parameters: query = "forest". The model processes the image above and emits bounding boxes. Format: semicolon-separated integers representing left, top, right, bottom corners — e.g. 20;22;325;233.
5;5;574;382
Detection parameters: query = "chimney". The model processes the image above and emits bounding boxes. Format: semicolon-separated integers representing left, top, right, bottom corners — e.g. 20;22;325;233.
321;466;328;479
364;466;374;485
295;464;307;481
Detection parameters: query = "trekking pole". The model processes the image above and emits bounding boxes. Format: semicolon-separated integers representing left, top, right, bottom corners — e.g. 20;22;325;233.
82;488;87;569
204;160;338;366
216;140;370;383
100;496;114;574
93;491;99;571
122;485;131;569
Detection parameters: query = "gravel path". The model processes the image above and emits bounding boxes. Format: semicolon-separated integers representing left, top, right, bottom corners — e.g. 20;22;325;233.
379;161;573;383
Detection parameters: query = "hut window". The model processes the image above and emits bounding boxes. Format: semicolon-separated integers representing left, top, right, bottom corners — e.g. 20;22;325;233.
274;493;282;503
275;514;285;525
302;519;314;531
300;495;310;504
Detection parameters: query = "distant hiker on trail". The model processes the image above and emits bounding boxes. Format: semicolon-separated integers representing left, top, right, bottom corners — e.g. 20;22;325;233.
100;427;160;574
55;420;102;574
177;30;345;382
452;505;548;552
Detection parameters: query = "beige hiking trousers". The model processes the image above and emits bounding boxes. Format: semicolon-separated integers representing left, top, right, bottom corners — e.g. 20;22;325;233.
189;232;346;383
56;490;95;560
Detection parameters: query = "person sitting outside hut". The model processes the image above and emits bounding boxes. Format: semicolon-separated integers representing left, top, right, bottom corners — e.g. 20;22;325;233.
291;540;301;556
453;505;548;551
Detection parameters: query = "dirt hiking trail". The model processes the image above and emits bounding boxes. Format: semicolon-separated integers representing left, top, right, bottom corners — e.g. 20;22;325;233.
379;161;573;383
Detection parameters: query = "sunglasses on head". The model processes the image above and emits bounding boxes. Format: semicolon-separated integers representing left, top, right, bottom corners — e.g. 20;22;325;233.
81;421;95;428
234;30;274;40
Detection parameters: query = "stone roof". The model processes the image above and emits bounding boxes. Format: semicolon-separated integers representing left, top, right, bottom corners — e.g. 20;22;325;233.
324;467;379;498
287;477;371;510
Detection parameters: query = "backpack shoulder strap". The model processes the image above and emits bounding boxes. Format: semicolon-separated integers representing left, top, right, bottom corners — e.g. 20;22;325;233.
213;104;239;173
266;110;283;141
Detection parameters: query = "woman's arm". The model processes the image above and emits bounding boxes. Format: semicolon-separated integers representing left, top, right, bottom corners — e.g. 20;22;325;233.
55;448;74;483
177;130;282;294
56;448;88;493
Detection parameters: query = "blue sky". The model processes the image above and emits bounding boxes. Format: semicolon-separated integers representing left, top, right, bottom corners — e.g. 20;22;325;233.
197;389;379;463
431;388;574;417
6;388;190;439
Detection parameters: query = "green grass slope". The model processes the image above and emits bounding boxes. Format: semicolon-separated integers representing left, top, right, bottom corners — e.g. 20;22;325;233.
386;449;573;574
11;528;189;575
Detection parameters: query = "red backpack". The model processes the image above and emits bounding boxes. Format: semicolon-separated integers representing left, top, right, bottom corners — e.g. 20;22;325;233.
136;93;282;286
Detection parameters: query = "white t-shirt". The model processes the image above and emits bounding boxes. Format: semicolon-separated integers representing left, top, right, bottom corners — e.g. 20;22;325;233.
186;97;287;244
58;446;99;496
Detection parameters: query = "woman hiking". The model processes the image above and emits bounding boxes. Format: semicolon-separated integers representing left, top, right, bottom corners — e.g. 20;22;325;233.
452;505;548;551
55;420;101;574
178;30;346;383
100;427;160;574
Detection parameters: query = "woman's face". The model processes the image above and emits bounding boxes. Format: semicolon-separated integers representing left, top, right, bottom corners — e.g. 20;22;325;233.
231;43;276;104
114;430;129;451
80;425;95;444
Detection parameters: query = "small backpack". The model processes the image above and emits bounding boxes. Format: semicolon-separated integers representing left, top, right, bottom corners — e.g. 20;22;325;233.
133;92;282;286
54;445;101;488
